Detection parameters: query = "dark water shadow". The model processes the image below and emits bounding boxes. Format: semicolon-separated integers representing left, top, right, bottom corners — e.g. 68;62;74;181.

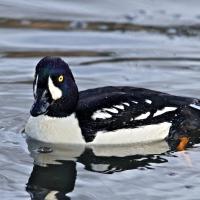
26;161;74;200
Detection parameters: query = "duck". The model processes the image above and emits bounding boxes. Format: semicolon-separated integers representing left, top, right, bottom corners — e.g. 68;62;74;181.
25;56;200;149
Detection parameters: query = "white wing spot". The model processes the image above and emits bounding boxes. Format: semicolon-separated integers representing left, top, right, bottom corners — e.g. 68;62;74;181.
130;118;134;121
145;99;152;104
103;108;118;113
153;107;177;117
92;110;112;120
114;105;124;110
123;102;130;106
190;104;200;110
132;101;138;104
135;112;150;120
48;77;62;100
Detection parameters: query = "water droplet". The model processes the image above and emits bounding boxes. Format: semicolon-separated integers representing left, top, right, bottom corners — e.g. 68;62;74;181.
38;146;53;153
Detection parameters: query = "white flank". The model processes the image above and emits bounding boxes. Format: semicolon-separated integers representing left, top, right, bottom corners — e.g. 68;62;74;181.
44;191;58;200
123;102;130;106
103;108;118;113
114;105;124;110
48;77;62;100
145;99;152;104
25;113;85;144
92;110;112;120
89;122;171;145
135;112;150;120
132;100;138;104
153;107;177;117
190;104;200;110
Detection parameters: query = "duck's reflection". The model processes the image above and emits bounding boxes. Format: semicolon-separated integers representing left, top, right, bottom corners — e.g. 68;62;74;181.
26;139;169;199
79;148;168;173
27;161;75;200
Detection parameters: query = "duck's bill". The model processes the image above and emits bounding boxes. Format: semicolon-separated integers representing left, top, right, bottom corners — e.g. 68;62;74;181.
30;89;51;117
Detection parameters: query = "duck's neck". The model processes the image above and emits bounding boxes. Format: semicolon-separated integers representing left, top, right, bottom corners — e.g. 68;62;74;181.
47;87;79;118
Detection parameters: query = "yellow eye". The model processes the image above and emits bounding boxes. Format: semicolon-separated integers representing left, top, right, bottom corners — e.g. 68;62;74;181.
58;75;64;82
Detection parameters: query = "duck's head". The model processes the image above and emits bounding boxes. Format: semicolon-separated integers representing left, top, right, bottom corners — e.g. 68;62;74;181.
31;56;78;117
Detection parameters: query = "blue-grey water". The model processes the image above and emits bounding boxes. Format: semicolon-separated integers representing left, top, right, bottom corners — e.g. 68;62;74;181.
1;0;200;199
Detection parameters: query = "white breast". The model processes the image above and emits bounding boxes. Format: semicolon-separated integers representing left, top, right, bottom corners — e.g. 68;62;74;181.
88;122;171;145
25;113;85;144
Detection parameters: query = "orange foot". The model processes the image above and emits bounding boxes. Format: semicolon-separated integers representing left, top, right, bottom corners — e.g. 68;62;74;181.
177;136;189;151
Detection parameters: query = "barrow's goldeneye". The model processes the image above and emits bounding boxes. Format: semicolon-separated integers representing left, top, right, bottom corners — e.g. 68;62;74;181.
25;57;200;150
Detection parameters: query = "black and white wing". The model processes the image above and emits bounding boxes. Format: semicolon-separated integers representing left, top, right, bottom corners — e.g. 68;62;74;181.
76;86;198;142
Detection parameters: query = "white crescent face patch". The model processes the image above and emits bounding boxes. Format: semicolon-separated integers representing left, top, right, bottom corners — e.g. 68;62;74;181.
48;76;62;100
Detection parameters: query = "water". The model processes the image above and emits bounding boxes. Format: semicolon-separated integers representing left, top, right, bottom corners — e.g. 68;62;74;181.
1;0;200;199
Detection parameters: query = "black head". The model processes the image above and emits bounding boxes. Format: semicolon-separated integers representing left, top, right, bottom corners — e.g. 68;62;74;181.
31;56;79;117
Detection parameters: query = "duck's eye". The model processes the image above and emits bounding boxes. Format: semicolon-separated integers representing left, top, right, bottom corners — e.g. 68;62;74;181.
58;75;64;82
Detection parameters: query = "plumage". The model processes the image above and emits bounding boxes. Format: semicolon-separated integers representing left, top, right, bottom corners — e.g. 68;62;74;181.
25;56;200;149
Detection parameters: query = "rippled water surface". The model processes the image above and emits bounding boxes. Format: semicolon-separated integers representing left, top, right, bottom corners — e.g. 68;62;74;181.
1;1;200;199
